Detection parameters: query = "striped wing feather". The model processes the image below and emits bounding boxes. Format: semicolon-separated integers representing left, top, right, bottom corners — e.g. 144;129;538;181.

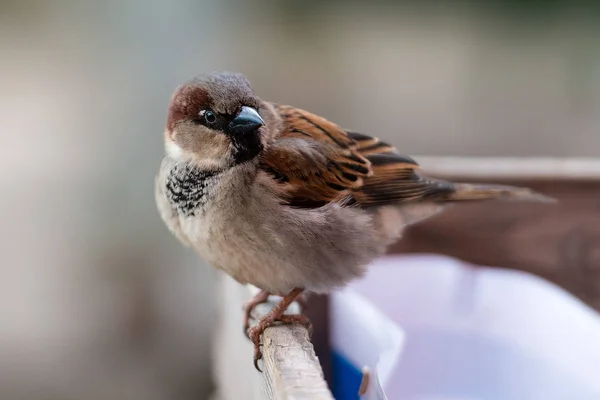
259;104;454;208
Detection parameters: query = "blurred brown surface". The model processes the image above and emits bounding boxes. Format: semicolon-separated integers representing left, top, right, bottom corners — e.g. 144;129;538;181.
305;294;332;385
391;179;600;312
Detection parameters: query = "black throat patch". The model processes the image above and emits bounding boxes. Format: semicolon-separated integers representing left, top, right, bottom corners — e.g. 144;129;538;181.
228;131;263;164
165;163;218;217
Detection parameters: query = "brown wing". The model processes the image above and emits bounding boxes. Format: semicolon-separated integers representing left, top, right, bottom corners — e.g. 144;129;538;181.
351;153;454;207
260;104;454;208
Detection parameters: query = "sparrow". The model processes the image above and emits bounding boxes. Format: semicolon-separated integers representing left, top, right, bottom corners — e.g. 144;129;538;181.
155;71;552;370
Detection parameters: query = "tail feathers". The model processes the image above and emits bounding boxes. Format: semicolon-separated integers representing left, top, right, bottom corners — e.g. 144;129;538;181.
443;183;556;203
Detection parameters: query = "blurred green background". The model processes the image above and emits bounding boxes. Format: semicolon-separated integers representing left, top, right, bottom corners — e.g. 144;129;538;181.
0;1;598;399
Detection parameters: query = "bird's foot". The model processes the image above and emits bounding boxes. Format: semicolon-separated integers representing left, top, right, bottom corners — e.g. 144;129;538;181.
245;287;306;372
248;312;313;372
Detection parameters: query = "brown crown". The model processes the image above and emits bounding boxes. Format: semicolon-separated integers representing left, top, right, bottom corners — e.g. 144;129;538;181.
166;85;211;133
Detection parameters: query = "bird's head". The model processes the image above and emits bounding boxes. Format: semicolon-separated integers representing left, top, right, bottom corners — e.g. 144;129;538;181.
165;72;266;169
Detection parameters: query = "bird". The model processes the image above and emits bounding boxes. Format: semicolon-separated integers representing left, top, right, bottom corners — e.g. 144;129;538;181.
155;71;553;370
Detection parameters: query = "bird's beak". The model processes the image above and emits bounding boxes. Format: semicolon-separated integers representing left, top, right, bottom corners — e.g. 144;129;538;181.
228;106;264;135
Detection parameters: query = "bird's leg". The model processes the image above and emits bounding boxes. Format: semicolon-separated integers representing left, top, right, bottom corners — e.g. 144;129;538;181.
243;291;308;338
242;289;271;337
247;287;311;371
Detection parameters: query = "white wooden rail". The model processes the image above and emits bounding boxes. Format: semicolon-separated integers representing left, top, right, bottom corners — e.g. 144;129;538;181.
211;274;333;400
415;156;600;180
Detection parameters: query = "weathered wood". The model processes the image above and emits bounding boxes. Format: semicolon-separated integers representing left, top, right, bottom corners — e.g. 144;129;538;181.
261;325;334;400
212;274;333;400
251;289;334;400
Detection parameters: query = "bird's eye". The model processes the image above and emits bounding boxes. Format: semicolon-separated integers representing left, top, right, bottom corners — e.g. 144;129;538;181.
203;109;217;125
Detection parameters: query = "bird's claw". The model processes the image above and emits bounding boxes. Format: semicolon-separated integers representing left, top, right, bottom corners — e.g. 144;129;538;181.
248;324;264;372
248;312;313;372
244;288;307;373
253;340;263;372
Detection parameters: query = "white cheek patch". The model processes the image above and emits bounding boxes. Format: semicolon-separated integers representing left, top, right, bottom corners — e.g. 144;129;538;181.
193;156;230;170
165;136;232;170
166;140;184;159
